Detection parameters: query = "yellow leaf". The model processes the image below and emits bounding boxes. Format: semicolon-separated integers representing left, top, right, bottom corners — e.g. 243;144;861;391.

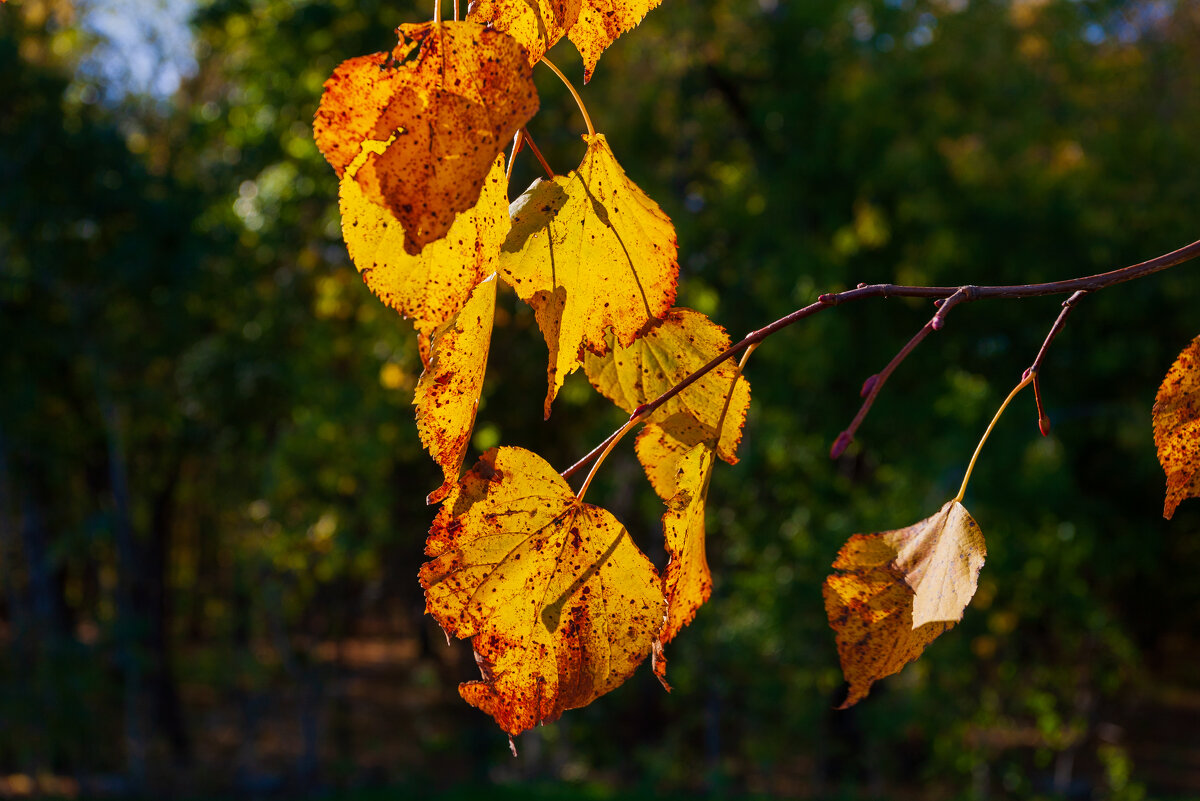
569;0;664;83
823;500;985;707
468;0;582;66
1153;335;1200;519
585;307;750;464
634;423;691;501
341;146;510;363
659;442;715;643
420;447;666;736
415;274;498;506
500;134;678;417
315;22;538;253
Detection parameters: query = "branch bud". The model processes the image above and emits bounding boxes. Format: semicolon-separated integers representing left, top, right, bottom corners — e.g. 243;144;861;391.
860;374;878;398
830;431;853;459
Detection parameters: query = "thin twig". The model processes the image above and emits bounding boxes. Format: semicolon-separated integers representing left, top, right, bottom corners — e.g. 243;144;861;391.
521;128;556;179
1024;290;1087;435
559;238;1200;479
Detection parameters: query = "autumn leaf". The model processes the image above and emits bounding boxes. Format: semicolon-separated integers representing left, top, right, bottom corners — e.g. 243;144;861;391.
468;0;582;66
315;22;537;253
420;446;666;736
824;500;985;707
584;308;749;465
569;0;664;82
415;274;498;505
1153;335;1200;519
500;133;678;417
341;144;509;363
658;441;715;643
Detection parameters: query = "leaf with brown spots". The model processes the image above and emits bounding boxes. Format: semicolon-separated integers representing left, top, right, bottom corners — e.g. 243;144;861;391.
341;146;510;363
468;0;582;66
500;134;678;417
420;446;666;736
824;500;985;707
657;441;715;643
315;22;538;254
415;274;498;505
585;307;750;467
1154;335;1200;520
569;0;664;82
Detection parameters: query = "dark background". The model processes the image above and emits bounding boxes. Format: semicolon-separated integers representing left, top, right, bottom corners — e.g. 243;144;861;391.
2;0;1199;797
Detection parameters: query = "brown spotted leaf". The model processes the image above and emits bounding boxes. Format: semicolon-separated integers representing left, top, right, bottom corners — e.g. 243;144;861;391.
420;446;666;736
658;441;715;643
341;146;510;362
584;307;749;466
415;274;498;505
824;500;985;707
569;0;663;82
467;0;582;66
1154;335;1200;519
315;22;538;253
500;134;678;417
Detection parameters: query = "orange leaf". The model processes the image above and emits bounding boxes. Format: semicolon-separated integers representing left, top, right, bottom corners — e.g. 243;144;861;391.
824;501;985;707
341;146;509;363
1153;335;1200;519
658;441;715;643
420;447;666;736
586;307;750;468
569;0;663;82
415;274;498;505
315;22;537;253
468;0;582;66
500;134;678;417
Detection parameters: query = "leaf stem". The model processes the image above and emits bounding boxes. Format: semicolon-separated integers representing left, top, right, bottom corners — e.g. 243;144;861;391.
433;0;441;23
522;128;556;178
539;57;596;139
953;371;1036;504
576;417;640;502
506;130;524;185
454;0;459;20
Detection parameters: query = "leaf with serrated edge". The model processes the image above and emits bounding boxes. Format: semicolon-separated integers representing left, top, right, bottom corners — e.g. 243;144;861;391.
420;447;666;736
500;134;678;417
1153;335;1200;520
415;274;498;505
660;442;715;643
569;0;663;83
341;146;509;363
585;307;749;464
315;22;537;254
468;0;582;66
823;500;985;707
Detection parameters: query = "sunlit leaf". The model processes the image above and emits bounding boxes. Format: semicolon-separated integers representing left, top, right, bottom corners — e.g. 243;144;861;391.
415;274;498;505
569;0;664;82
1153;334;1200;520
341;146;509;363
584;307;749;464
659;441;714;643
823;500;985;707
500;133;678;417
468;0;582;66
315;22;537;253
420;446;666;736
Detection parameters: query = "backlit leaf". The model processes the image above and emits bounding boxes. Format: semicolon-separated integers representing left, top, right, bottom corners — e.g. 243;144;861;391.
823;500;985;707
659;441;715;643
569;0;664;83
315;22;537;253
420;447;666;736
1153;335;1200;519
584;308;749;465
500;134;678;417
341;146;510;363
415;274;498;506
468;0;582;66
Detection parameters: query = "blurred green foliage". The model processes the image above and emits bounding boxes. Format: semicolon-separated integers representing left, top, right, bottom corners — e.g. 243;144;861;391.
1;0;1199;797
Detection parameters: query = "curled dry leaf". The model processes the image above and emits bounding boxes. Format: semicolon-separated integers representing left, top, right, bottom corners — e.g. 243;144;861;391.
415;274;498;506
341;147;510;362
468;0;582;66
315;22;537;253
569;0;664;83
420;447;666;736
500;133;678;417
1153;335;1200;520
584;307;750;465
823;500;985;707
